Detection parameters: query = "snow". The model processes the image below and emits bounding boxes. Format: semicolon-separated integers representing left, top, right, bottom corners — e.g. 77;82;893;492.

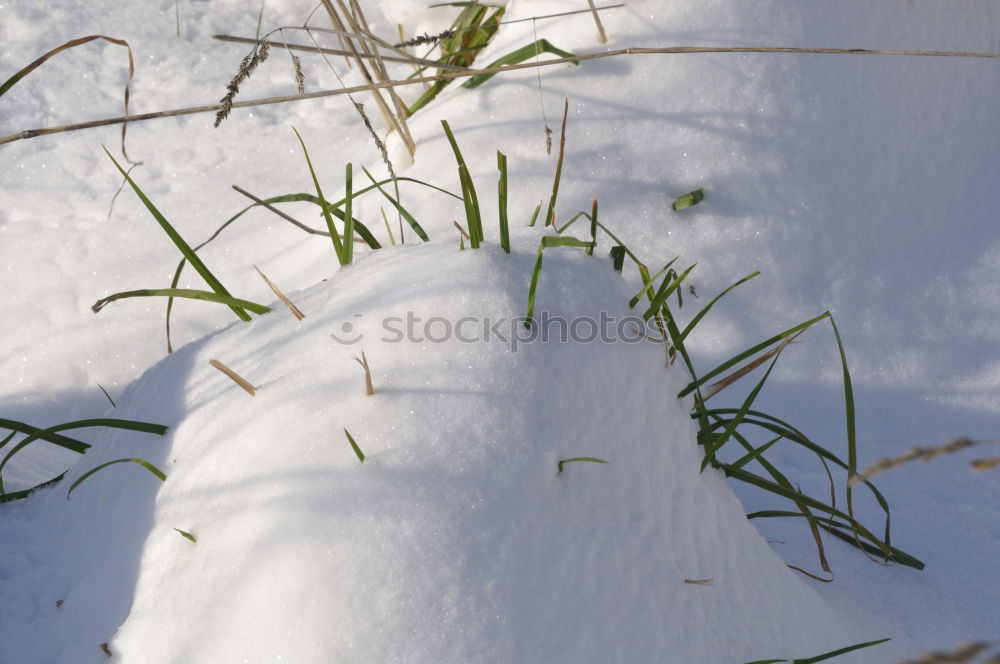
2;0;998;662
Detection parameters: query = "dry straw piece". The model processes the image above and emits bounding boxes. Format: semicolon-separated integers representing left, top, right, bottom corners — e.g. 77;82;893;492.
683;578;713;586
253;264;305;320
5;44;999;145
208;359;257;396
895;642;994;664
353;351;375;396
847;437;994;486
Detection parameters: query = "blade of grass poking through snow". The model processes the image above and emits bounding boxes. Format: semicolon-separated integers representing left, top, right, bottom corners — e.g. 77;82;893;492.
672;188;705;211
610;245;626;272
292;128;344;262
343;429;365;463
0;418;168;495
66;458;166;499
343;163;354;264
104;148;251;320
828;315;859;520
93;289;270;315
97;384;117;408
698;338;789;472
528;202;542;227
544;98;569;228
441;120;483;247
557;457;608;474
463;39;577;89
586;199;597;255
174;528;197;543
497;150;510;253
525;236;596;328
628;258;679;308
360;167;429;241
745;637;891;664
677;312;832;399
679;271;760;343
641;264;697;321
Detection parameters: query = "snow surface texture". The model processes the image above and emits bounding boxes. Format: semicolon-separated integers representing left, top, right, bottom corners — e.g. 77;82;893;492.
1;0;998;661
2;236;876;663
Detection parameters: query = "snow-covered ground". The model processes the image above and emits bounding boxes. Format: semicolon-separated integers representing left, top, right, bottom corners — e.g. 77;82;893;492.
1;1;998;662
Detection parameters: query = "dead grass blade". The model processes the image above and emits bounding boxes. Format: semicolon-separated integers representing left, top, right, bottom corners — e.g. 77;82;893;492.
7;44;999;145
209;359;257;396
353;351;375;396
253;265;305;320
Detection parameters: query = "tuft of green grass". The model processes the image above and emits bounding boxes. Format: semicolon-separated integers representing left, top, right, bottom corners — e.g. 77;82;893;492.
557;457;609;474
66;457;167;500
0;417;168;499
672;188;705;211
344;429;365;463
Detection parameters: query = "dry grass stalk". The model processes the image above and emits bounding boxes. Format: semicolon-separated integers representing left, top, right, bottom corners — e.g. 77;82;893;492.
209;359;257;396
253;265;305;320
100;643;112;658
394;29;455;49
318;0;414;157
683;578;713;586
586;0;609;43
848;438;976;487
895;642;992;664
703;333;802;401
453;220;471;241
346;0;416;153
213;35;469;71
970;457;1000;472
353;351;375;396
6;44;1000;145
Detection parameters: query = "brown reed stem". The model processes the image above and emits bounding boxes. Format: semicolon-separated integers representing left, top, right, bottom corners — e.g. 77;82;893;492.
3;45;998;146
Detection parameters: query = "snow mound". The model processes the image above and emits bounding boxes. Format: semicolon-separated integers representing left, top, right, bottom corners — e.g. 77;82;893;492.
11;231;878;662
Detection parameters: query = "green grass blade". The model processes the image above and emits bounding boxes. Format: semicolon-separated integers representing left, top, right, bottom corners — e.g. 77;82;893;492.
699;346;786;471
93;288;271;315
174;528;197;543
672;188;705;211
586;199;597;255
793;637;891;663
292;127;344;262
0;472;66;504
344;429;365;463
104;147;251;321
679;271;760;342
628;258;680;308
677;312;831;399
828;315;858;519
0;417;167;494
528;201;542;227
610;245;626;272
641;264;697;321
361;166;430;242
343;163;354;264
557;457;608;474
67;457;166;499
497;150;510;253
463;39;577;89
730;435;782;470
441;120;483;246
0;418;90;453
544;98;569;228
525;236;596;328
